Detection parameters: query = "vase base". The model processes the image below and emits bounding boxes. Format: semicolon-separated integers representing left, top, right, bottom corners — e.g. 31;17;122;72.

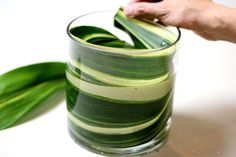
68;118;171;157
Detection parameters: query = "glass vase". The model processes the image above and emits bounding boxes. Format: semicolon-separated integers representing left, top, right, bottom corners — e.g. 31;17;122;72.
66;10;181;157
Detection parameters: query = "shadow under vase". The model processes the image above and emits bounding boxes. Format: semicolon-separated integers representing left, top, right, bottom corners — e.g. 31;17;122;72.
144;111;230;157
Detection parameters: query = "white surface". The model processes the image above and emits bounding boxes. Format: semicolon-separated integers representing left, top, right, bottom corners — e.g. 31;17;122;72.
1;0;236;157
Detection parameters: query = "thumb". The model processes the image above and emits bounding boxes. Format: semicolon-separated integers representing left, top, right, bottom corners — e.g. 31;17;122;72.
125;2;165;19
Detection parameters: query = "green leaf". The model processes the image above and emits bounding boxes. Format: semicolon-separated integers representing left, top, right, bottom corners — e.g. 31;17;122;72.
0;78;65;130
70;26;134;48
114;7;173;49
0;62;66;129
0;62;66;97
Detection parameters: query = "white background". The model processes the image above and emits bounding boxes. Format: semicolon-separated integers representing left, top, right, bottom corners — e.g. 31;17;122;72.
1;0;236;157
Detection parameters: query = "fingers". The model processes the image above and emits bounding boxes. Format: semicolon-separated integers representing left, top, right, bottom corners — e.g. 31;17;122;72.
125;2;166;19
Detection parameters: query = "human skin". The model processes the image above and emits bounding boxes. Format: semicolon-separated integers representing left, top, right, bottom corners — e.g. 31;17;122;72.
125;0;236;43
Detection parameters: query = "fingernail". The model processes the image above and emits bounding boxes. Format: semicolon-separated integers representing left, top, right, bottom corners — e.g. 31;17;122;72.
125;3;134;17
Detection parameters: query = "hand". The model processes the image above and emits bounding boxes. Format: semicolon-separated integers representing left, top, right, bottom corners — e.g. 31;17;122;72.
125;0;236;42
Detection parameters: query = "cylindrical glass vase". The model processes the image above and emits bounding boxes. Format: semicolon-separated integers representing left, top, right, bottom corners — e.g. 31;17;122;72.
66;11;180;157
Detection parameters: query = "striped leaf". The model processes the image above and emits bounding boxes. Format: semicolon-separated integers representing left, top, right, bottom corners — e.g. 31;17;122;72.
0;62;66;97
0;62;66;129
114;7;173;49
70;25;134;48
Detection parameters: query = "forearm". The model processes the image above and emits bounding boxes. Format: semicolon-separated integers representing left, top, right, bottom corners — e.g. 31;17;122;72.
217;5;236;43
199;2;236;42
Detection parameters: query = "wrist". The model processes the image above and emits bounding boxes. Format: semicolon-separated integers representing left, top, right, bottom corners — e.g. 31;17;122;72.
209;3;236;42
196;2;222;31
192;1;230;41
208;3;226;32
